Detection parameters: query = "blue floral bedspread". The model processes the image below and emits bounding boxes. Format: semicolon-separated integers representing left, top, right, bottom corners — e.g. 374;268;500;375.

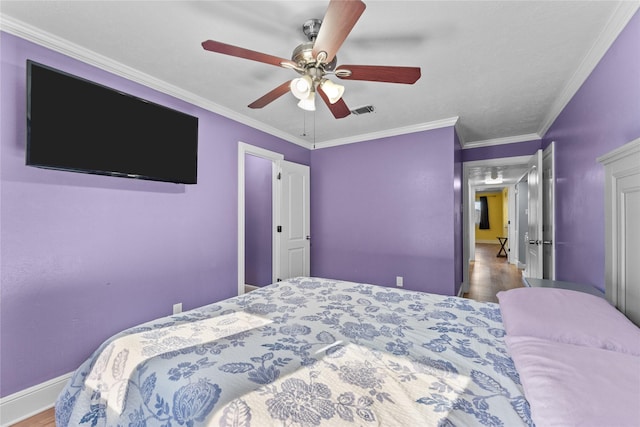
56;277;533;426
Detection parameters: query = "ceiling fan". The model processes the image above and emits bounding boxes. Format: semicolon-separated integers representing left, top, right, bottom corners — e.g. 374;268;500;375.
201;0;421;119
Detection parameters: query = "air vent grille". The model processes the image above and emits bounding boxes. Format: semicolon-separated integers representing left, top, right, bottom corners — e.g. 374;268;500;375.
350;105;375;115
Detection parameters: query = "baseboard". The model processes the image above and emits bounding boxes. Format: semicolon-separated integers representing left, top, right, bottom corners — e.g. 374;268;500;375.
517;262;526;270
245;284;259;292
475;240;500;244
0;372;71;426
457;283;468;297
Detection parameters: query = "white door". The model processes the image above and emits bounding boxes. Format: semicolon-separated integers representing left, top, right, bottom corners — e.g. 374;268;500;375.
542;143;555;279
526;150;543;279
277;160;310;281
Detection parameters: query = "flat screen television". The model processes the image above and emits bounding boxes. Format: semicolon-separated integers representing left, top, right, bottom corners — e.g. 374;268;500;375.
27;60;199;184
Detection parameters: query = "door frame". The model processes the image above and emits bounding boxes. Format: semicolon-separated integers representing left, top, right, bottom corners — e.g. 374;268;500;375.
462;155;531;293
238;142;283;296
514;173;528;270
542;142;556;279
526;149;544;279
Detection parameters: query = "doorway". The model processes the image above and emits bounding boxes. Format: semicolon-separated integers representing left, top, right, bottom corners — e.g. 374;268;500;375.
462;156;531;299
245;154;274;288
237;142;311;296
467;186;523;302
462;147;555;301
238;143;283;296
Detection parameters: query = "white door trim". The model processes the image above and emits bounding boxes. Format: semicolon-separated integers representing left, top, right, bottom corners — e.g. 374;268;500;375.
542;142;556;279
507;184;517;265
514;174;528;270
526;149;544;279
238;142;283;296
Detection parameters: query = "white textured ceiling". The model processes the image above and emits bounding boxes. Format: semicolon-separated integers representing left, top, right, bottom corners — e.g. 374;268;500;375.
467;162;531;189
1;1;638;150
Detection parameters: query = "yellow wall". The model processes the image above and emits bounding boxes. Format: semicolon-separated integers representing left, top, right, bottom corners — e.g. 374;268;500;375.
475;191;504;243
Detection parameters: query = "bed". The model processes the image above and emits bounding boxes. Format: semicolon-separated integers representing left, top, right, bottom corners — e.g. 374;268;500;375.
54;277;640;426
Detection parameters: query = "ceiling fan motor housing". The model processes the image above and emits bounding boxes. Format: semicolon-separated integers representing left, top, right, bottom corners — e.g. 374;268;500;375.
291;41;337;73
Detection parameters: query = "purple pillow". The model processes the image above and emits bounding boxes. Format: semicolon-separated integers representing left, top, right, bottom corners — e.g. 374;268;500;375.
497;287;640;355
506;336;640;427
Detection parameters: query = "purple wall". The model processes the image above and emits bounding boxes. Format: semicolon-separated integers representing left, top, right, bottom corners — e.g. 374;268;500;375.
541;10;640;290
310;127;459;295
461;138;541;162
0;32;309;397
245;154;272;286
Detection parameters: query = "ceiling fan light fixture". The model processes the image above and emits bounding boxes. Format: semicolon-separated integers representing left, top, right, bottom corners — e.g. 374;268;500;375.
485;170;503;184
484;177;503;185
290;75;313;100
319;79;344;104
297;91;316;111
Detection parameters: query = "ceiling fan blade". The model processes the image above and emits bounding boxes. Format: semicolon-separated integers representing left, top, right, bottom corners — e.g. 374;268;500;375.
317;86;351;119
248;81;292;109
336;65;421;84
202;40;297;68
312;0;366;64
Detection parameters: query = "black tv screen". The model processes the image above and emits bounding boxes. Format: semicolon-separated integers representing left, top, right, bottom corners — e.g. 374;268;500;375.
27;60;198;184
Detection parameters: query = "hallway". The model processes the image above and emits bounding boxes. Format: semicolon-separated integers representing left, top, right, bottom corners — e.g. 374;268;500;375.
464;243;524;303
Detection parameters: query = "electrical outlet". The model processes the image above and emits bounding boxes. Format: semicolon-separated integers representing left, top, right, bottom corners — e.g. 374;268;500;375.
396;276;403;287
173;303;182;314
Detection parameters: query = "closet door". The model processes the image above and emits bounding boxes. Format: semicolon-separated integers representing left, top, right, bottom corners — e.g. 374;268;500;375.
599;138;640;326
277;160;310;281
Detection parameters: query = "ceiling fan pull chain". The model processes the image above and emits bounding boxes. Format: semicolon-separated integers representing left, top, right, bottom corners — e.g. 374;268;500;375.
302;110;307;137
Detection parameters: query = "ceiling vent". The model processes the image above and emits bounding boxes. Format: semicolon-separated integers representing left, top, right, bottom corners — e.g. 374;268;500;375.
350;105;375;115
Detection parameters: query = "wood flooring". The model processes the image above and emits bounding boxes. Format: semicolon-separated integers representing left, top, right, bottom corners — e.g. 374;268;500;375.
10;408;55;427
464;243;525;303
14;244;520;426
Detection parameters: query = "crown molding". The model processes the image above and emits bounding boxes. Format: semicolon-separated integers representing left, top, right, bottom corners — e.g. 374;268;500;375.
0;15;313;150
1;15;452;152
6;0;636;154
462;133;541;150
2;14;448;152
313;116;459;150
537;1;640;138
454;122;467;147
